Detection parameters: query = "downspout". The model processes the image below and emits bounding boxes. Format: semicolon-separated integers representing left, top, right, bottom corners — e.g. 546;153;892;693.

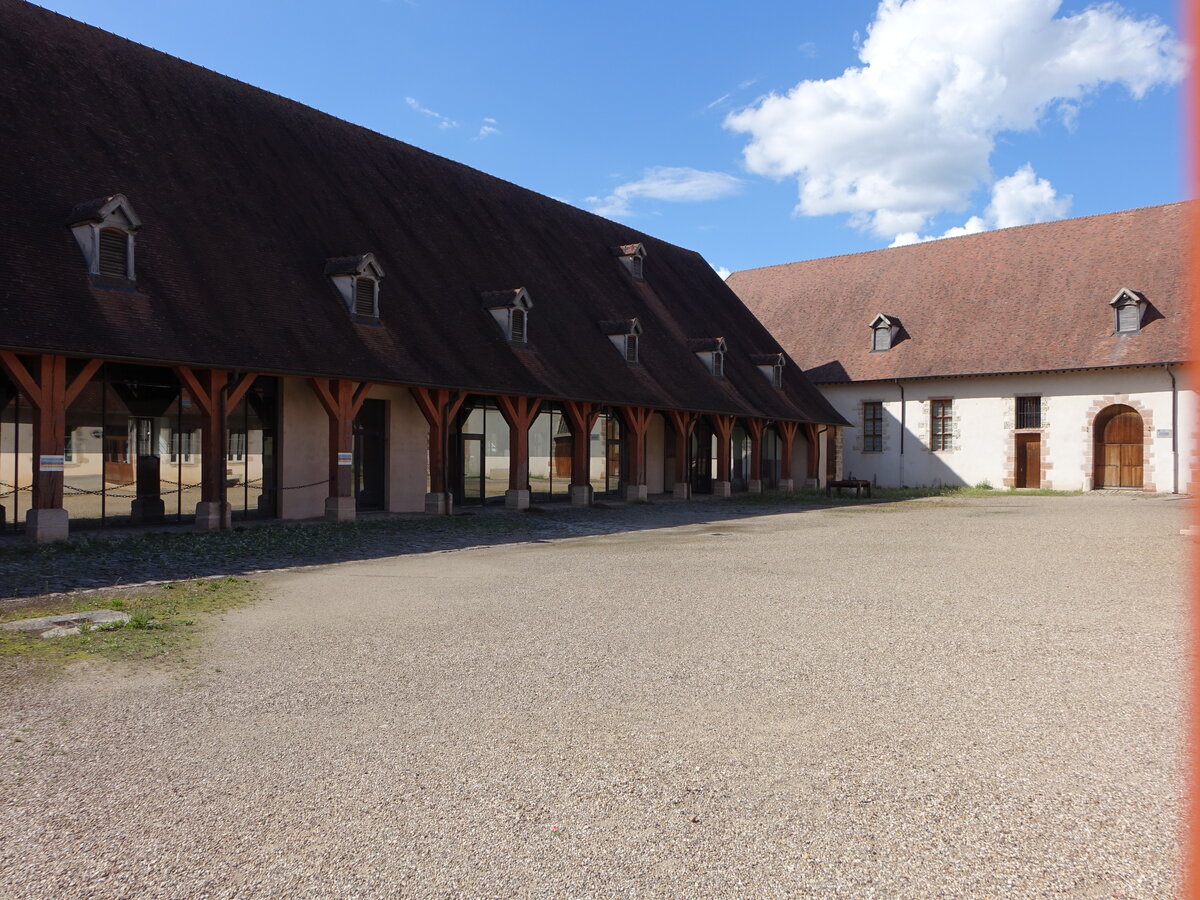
1165;364;1178;494
895;379;906;488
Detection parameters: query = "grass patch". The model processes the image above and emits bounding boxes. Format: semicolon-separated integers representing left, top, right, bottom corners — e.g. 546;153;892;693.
0;577;259;672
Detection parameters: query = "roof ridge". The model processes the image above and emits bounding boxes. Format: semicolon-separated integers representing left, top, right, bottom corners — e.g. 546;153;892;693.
729;200;1192;277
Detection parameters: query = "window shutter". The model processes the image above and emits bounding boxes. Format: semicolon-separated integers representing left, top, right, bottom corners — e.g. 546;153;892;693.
354;278;376;316
631;256;643;279
873;326;889;351
773;366;782;388
97;229;128;278
713;352;724;377
1117;303;1139;332
625;334;638;363
510;307;527;342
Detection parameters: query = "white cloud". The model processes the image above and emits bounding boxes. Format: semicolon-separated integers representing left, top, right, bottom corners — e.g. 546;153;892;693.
725;0;1185;242
473;117;500;140
405;97;458;130
586;167;743;218
890;163;1070;246
714;265;732;280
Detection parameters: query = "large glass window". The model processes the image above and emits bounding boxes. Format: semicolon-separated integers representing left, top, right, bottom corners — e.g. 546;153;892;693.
528;404;571;500
863;401;883;452
931;399;953;452
589;410;622;496
455;400;510;504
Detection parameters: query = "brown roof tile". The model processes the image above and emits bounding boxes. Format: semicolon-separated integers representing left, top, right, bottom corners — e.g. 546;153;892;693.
0;1;845;425
727;203;1190;383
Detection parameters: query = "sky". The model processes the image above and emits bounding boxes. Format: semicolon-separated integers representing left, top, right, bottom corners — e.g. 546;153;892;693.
33;0;1188;275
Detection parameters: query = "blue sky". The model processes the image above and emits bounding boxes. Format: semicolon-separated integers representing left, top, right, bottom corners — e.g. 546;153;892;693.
36;0;1187;274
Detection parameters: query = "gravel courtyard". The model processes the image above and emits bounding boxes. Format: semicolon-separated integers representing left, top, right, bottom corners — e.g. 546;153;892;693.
0;493;1187;899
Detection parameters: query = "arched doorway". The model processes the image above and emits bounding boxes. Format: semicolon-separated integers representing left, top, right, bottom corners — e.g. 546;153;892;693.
1093;404;1144;489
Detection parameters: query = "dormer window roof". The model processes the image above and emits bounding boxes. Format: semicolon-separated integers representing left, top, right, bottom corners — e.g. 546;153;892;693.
687;337;726;377
481;287;533;343
325;253;384;319
869;313;902;351
750;353;786;388
68;193;141;281
611;242;646;281
1109;288;1147;334
600;317;643;364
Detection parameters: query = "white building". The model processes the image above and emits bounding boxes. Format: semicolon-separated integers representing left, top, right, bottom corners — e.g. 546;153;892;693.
728;203;1194;494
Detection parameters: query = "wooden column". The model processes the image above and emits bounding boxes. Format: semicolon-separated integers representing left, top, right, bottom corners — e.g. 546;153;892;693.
777;421;800;490
665;409;696;499
411;386;466;514
620;406;654;502
745;417;765;492
177;367;258;529
709;413;735;496
495;394;542;509
804;423;822;483
309;377;372;521
562;400;601;505
0;353;101;541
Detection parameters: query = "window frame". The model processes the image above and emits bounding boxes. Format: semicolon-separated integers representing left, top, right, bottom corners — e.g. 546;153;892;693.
509;306;528;343
625;333;639;364
1015;396;1041;430
863;401;883;452
930;398;953;452
97;227;131;279
353;276;379;318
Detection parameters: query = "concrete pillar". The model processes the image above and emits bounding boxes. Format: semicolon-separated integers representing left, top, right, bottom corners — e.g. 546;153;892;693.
425;492;452;515
713;481;732;497
569;484;593;506
673;482;692;500
324;496;356;522
505;488;531;510
624;483;648;502
195;500;231;531
748;479;763;493
778;478;795;492
25;508;69;543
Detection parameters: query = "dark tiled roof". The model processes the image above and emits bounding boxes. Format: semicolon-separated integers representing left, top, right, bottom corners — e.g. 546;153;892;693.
479;289;527;309
598;318;638;335
749;353;784;366
686;338;725;352
0;0;845;426
323;255;376;277
727;203;1190;383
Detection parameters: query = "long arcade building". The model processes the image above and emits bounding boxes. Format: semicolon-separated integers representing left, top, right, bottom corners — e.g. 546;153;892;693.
0;2;847;541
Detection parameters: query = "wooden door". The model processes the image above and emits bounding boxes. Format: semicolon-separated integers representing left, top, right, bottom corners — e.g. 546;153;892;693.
1015;434;1040;488
1093;405;1143;489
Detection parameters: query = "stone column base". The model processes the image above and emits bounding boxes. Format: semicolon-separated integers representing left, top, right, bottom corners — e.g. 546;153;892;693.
804;477;820;489
568;484;593;507
713;480;732;497
324;496;356;522
425;492;453;515
778;478;795;492
194;501;231;531
26;508;69;543
505;489;531;510
672;483;692;500
624;483;648;503
131;498;165;525
748;479;763;494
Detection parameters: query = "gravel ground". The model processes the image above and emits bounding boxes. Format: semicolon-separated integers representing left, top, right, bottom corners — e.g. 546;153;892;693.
0;493;1187;898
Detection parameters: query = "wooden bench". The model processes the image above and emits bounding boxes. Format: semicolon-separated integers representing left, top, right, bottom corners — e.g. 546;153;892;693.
826;478;872;498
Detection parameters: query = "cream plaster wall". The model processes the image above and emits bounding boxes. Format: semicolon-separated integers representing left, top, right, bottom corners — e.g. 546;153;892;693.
646;413;665;493
370;384;428;513
823;367;1193;492
279;376;328;519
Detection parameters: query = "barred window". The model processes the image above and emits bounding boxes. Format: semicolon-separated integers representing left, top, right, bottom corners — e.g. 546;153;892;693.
863;401;883;452
1016;396;1041;429
931;399;953;451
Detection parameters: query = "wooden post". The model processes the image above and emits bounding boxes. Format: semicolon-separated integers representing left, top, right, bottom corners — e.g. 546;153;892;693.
410;387;467;514
308;378;372;521
745;417;765;493
0;353;101;541
665;409;696;499
562;400;601;506
709;413;734;496
777;421;800;491
177;367;258;530
495;394;542;509
619;406;654;502
804;423;822;485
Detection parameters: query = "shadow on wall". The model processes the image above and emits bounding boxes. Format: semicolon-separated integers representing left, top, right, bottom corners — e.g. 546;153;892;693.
843;406;968;490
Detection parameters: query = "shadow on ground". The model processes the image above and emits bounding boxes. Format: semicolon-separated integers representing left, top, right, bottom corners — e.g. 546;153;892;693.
0;493;908;600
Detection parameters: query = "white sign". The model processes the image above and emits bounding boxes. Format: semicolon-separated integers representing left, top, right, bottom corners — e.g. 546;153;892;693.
1157;429;1173;439
39;454;65;472
337;452;353;466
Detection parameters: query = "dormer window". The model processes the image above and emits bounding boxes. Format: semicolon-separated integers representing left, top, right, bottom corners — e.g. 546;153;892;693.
68;193;141;282
325;253;384;319
688;337;726;378
599;318;642;365
612;243;646;281
482;287;533;344
869;313;902;351
1110;288;1147;334
751;353;785;388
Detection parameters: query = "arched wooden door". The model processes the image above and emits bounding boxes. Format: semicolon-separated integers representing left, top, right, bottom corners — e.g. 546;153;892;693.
1093;404;1143;489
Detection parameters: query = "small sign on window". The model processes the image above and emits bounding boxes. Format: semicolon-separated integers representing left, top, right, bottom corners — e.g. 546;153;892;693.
1157;429;1173;438
337;452;353;466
